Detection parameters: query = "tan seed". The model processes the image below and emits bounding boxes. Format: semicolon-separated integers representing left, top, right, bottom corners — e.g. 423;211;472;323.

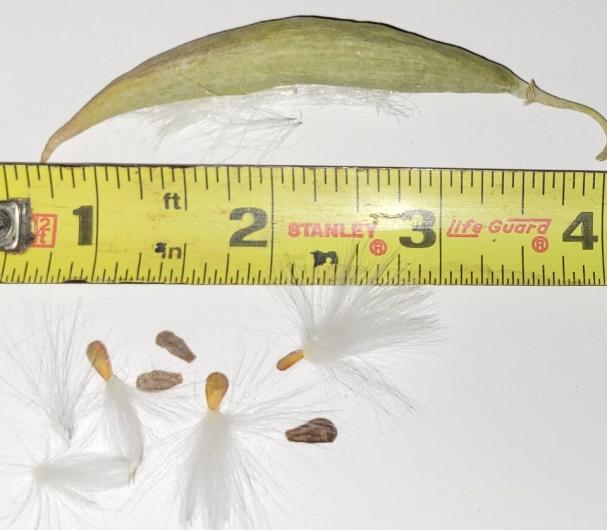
286;418;338;443
156;330;196;363
136;370;183;392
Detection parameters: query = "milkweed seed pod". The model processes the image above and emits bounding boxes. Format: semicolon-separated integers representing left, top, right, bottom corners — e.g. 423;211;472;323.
42;16;607;162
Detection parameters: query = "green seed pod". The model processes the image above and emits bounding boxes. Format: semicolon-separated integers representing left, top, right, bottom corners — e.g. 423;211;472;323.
41;16;607;162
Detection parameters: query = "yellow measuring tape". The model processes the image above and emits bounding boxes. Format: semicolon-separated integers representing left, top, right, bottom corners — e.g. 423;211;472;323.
0;163;604;285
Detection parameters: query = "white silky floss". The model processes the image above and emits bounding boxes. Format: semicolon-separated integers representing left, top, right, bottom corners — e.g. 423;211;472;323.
276;284;439;417
17;452;131;530
2;305;93;445
150;353;313;530
123;85;416;163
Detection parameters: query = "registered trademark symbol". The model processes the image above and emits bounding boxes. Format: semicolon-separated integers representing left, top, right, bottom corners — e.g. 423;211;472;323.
532;235;549;253
369;239;388;256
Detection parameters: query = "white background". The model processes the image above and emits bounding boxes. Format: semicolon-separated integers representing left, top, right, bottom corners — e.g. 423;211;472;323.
1;1;607;529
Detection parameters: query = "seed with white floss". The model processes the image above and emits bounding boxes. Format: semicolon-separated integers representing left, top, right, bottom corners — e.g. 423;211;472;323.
2;305;94;445
87;341;144;476
276;284;439;416
5;450;130;530
149;355;310;530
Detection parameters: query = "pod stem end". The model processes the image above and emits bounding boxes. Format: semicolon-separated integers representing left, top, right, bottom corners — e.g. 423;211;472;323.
526;79;607;161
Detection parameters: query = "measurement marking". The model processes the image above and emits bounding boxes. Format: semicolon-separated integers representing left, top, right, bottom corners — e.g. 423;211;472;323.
582;173;586;196
582;265;587;284
1;165;8;198
47;166;55;199
180;243;188;283
501;171;505;195
68;262;74;280
0;253;7;282
135;253;142;280
45;252;53;282
397;170;402;202
226;169;231;201
439;171;444;280
521;173;525;214
562;255;566;285
71;168;76;188
561;173;566;205
355;171;360;212
602;173;606;283
24;164;31;189
480;171;484;204
22;261;29;283
480;254;484;284
91;167;101;280
138;172;143;200
160;169;165;190
116;170;121;190
113;261;119;282
521;246;525;284
203;262;208;283
269;170;276;282
541;172;546;195
182;171;189;210
313;170;318;203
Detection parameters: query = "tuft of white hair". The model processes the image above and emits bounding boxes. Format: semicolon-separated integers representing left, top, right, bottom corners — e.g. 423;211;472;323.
94;371;196;477
4;451;130;530
276;283;440;417
127;84;417;163
1;303;93;445
99;376;145;474
149;351;315;529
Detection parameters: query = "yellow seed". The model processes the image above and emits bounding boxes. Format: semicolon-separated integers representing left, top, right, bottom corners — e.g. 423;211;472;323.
86;340;113;380
205;372;229;411
276;349;304;371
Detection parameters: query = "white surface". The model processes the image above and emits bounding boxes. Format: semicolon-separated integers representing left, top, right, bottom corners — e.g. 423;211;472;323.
1;1;607;529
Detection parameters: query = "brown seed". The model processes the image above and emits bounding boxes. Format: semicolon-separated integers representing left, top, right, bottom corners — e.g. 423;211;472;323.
276;349;304;371
136;370;183;392
86;340;113;381
286;418;338;443
155;330;196;363
206;372;229;411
